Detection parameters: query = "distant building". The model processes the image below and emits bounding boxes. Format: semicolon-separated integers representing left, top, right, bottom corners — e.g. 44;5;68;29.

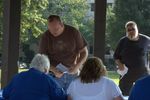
86;0;114;18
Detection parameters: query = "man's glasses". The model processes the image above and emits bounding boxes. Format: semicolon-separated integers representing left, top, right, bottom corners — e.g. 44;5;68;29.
127;28;135;32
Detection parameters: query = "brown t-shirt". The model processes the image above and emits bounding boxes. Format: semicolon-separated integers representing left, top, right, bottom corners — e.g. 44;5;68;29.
39;24;87;68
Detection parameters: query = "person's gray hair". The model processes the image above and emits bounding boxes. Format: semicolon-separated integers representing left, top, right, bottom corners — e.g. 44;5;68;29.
30;54;50;72
125;21;137;28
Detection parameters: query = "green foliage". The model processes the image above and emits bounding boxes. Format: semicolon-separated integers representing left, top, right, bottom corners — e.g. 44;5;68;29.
106;6;116;48
45;0;89;32
107;71;119;85
80;18;94;45
21;43;35;65
107;0;150;49
21;0;49;42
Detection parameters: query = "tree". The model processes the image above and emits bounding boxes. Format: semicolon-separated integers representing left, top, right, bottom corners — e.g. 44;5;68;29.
21;0;49;42
45;0;89;36
0;0;49;45
106;6;116;48
80;18;94;45
107;0;150;49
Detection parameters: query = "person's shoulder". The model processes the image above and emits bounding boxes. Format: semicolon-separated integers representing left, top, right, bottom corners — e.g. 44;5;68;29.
116;36;128;44
11;70;28;81
74;78;80;82
17;70;29;76
136;75;150;85
120;36;127;41
102;76;113;81
65;24;78;32
65;24;76;29
101;76;118;86
70;78;80;84
44;74;59;85
68;78;81;87
41;30;50;37
139;34;150;40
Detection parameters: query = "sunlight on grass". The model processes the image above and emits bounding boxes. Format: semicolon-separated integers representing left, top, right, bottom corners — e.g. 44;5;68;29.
18;68;28;72
107;71;119;85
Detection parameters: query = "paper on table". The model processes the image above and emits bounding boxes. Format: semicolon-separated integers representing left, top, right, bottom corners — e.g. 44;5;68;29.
56;63;69;73
117;66;128;78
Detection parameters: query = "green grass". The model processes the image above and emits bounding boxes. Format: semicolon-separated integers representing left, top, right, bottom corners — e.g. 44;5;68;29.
19;68;28;72
107;71;119;85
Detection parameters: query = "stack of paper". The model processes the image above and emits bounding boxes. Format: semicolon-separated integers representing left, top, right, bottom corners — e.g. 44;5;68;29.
56;63;69;73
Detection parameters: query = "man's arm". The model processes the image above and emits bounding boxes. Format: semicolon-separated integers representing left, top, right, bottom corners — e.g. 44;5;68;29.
39;33;48;54
114;39;125;71
69;47;88;74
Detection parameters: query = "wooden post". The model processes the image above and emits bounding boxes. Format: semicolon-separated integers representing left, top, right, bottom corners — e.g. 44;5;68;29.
94;0;106;61
1;0;21;88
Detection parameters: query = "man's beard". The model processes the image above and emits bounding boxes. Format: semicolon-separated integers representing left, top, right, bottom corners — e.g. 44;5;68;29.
127;34;139;41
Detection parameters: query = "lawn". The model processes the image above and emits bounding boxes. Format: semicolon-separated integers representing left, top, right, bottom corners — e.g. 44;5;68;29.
107;71;120;85
0;69;120;88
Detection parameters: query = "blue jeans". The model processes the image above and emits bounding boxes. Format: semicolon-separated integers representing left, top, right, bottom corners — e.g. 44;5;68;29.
55;73;78;92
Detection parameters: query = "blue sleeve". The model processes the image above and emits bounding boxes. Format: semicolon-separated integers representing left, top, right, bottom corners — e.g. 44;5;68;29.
47;76;67;100
2;75;17;100
128;82;139;100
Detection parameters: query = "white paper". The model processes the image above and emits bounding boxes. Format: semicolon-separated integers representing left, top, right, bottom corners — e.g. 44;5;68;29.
56;63;69;73
117;65;128;78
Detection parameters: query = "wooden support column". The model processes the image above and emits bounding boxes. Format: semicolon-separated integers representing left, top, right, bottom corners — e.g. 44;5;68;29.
94;0;106;61
1;0;21;88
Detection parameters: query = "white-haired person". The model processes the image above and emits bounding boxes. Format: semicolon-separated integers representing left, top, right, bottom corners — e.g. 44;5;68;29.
114;21;150;95
2;54;67;100
67;57;123;100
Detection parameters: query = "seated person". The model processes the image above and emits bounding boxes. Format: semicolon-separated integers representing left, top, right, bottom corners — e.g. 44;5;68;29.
128;75;150;100
67;57;123;100
2;54;67;100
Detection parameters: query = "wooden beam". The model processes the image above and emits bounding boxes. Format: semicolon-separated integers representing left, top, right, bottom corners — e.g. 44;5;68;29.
94;0;106;61
1;0;21;88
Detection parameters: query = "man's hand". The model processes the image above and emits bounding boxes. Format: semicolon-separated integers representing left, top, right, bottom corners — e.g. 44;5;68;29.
50;66;64;78
69;47;88;75
54;70;64;78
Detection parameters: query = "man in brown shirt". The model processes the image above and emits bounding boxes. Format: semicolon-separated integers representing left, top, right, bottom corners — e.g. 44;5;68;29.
39;15;88;91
